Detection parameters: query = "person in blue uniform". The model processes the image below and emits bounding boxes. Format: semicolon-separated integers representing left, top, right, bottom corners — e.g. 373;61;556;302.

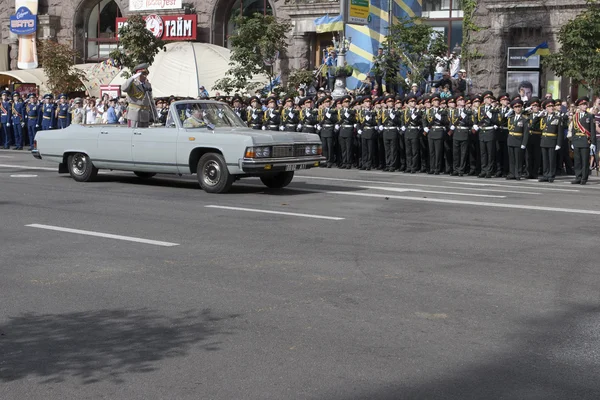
55;94;71;128
1;90;12;149
26;93;42;150
11;92;25;150
41;94;56;130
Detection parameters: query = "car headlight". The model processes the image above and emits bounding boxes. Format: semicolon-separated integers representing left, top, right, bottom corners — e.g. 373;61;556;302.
262;147;270;158
305;145;311;155
245;146;272;158
311;145;318;155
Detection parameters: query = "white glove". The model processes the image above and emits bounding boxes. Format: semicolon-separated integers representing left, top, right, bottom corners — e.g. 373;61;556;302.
21;122;25;128
424;127;430;133
305;110;311;116
472;124;480;131
450;125;456;130
261;126;266;130
365;115;371;121
269;112;275;118
555;145;561;151
378;125;384;131
486;111;492;119
288;112;294;119
279;126;284;131
218;113;223;119
571;144;574;150
344;112;350;119
401;126;406;132
461;112;467;119
6;122;10;127
132;72;142;79
202;111;208;117
435;113;442;120
252;113;258;120
493;125;498;129
390;113;395;119
591;144;597;152
353;124;357;128
297;124;302;130
411;113;417;120
35;124;39;128
335;124;340;130
520;145;526;150
316;124;322;130
357;129;362;135
325;112;331;119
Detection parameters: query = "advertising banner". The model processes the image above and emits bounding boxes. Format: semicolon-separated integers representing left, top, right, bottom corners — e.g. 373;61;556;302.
347;0;369;25
506;71;539;99
129;0;182;12
13;0;39;70
13;82;38;97
116;14;197;41
507;47;540;69
100;85;121;99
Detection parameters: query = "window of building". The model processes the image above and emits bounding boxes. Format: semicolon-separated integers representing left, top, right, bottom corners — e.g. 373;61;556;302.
86;0;122;62
422;0;463;58
213;0;273;48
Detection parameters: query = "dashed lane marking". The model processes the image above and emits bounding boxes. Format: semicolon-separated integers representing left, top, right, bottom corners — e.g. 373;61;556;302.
360;186;507;198
205;205;345;221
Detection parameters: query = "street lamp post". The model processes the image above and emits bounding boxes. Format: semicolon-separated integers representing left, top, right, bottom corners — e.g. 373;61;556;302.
331;0;352;99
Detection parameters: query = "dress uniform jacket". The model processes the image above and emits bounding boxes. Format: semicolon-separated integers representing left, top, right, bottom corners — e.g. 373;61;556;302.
121;75;153;126
540;113;562;148
571;111;597;149
247;108;263;129
507;114;529;148
56;103;71;128
41;103;56;130
263;108;281;131
281;107;299;132
299;108;318;134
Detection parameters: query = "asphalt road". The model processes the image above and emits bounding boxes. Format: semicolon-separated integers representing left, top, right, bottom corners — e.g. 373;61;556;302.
2;149;600;399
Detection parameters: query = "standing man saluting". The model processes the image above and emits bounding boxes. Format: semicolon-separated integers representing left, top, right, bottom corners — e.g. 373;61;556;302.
570;97;597;185
121;63;154;127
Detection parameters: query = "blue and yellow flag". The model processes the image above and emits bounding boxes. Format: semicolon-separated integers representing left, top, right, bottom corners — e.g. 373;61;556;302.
314;14;344;33
345;0;422;89
525;42;550;59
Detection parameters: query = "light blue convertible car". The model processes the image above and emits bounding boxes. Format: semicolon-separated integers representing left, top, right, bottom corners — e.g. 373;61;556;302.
32;100;325;193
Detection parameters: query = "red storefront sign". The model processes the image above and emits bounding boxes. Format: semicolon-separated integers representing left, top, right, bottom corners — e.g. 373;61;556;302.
116;14;197;41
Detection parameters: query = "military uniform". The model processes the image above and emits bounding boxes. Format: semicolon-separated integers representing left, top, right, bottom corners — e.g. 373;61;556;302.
539;99;562;182
337;95;356;169
247;96;263;130
474;91;498;178
402;95;422;173
423;95;448;174
280;96;299;132
317;96;337;167
506;99;529;180
449;96;472;176
70;98;85;125
11;93;25;150
298;98;318;134
0;91;12;148
262;96;281;131
121;63;154;127
570;97;597;184
41;94;56;131
496;94;511;177
525;98;543;179
26;95;42;150
56;94;71;129
357;96;378;170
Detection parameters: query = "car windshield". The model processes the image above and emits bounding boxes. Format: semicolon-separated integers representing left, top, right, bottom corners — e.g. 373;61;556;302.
167;102;247;129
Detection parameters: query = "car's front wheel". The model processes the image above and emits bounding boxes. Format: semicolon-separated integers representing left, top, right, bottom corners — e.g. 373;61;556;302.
197;153;234;193
67;153;98;182
134;172;156;179
260;171;294;189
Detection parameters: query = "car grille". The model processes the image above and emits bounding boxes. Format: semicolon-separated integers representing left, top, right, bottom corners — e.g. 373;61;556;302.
271;144;314;158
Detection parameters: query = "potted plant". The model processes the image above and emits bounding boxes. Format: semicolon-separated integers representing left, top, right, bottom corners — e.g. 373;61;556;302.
334;65;354;78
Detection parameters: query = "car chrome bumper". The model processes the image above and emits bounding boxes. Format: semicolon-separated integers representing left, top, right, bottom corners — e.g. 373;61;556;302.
240;156;326;172
31;149;41;159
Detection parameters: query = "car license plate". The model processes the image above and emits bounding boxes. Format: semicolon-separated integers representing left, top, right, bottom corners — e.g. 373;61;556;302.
285;164;306;171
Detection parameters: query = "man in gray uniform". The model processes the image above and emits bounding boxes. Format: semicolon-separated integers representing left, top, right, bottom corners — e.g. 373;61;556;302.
121;63;154;127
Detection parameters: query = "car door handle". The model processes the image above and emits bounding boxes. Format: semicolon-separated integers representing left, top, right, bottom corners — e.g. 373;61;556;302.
100;131;108;134
134;132;142;135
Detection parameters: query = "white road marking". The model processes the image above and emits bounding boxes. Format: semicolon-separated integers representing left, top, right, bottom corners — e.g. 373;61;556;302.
326;191;600;216
297;175;541;195
0;163;56;171
447;181;580;193
360;186;506;198
0;155;14;158
10;174;38;178
205;205;345;221
25;224;179;247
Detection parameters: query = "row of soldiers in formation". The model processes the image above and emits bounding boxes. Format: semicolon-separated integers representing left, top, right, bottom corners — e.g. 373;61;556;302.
228;92;597;185
0;91;74;150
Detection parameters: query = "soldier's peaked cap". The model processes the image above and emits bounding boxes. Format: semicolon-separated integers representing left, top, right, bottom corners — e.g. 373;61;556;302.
499;93;510;101
575;97;589;106
529;97;541;107
266;95;278;103
541;99;554;108
385;95;395;103
511;98;524;107
482;90;494;99
299;97;312;106
133;63;149;72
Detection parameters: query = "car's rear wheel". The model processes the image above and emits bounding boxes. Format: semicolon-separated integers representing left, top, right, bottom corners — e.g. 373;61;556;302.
197;153;234;193
260;171;294;189
67;153;98;182
134;172;156;179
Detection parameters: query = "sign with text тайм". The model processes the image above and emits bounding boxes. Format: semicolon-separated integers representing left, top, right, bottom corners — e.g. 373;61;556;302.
347;0;369;25
10;6;37;35
116;14;197;41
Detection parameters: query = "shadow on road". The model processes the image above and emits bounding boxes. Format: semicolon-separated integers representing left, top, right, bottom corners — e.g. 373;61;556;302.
0;308;238;384
323;303;600;400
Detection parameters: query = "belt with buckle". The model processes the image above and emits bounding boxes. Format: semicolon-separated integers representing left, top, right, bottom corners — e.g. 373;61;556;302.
43;116;51;119
530;130;542;135
58;116;67;119
542;133;557;137
342;124;354;128
509;132;523;137
482;126;495;130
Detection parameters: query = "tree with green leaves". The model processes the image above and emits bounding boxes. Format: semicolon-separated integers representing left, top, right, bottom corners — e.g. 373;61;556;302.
543;0;600;95
213;13;292;94
38;40;86;95
109;14;166;78
382;17;448;92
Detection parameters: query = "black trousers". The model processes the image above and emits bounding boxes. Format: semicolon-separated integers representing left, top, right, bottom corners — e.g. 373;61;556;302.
384;135;399;169
361;137;376;169
541;147;557;179
469;135;480;173
405;135;420;172
444;134;453;173
353;136;362;167
479;140;496;175
428;137;444;173
339;135;353;167
453;139;468;174
397;134;406;171
573;146;590;182
322;136;335;165
508;145;523;178
419;134;429;171
526;135;542;177
377;134;386;168
496;140;509;175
